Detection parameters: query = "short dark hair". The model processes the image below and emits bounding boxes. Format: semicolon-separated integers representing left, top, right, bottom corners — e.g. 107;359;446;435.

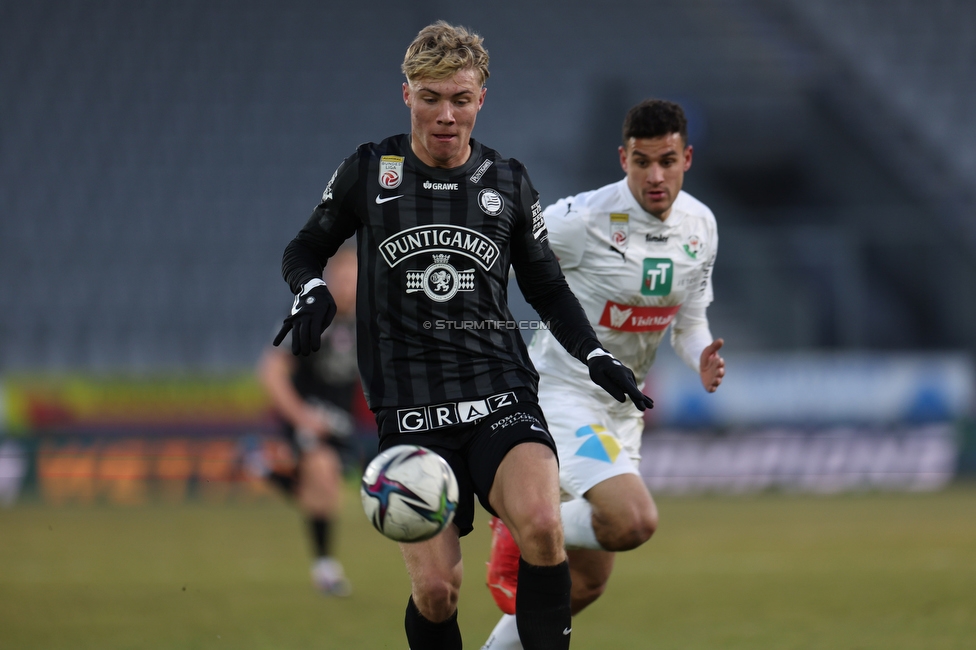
622;99;687;145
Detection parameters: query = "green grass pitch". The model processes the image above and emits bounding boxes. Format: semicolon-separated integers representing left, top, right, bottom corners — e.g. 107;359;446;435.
2;484;974;649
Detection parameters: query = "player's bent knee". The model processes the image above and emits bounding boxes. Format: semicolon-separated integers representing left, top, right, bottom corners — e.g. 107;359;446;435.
520;522;563;557
596;504;658;552
513;510;564;563
629;507;658;547
620;506;657;550
303;450;340;479
411;577;460;622
574;575;607;605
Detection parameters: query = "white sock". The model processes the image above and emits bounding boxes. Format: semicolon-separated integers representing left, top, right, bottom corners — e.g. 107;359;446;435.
560;498;602;550
482;614;521;650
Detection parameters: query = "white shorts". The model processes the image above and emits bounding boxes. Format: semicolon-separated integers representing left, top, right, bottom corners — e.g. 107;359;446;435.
537;375;644;499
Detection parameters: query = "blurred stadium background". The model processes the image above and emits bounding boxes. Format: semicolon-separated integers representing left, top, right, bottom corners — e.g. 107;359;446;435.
2;0;974;501
1;1;974;647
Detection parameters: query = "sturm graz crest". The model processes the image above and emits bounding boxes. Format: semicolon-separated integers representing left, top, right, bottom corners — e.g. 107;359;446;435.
406;254;475;302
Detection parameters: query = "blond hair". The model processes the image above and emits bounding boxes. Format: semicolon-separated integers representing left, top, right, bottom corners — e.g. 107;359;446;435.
402;21;490;86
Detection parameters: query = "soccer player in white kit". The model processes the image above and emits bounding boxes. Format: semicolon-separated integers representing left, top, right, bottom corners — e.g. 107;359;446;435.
483;99;725;649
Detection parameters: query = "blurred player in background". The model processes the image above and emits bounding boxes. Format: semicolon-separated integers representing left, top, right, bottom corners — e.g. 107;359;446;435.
256;246;367;596
483;99;725;648
272;21;652;650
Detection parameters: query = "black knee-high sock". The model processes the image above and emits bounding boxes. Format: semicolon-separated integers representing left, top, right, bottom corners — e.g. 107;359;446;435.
308;517;331;558
404;595;462;650
515;558;572;650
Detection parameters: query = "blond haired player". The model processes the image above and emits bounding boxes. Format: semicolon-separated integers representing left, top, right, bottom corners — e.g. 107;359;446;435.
274;21;652;650
484;99;725;649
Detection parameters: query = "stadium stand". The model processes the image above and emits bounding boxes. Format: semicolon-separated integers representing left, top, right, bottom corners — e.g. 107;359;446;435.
1;0;973;371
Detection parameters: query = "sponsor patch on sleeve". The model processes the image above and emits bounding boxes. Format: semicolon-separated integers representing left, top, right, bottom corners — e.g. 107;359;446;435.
322;167;339;202
531;201;547;240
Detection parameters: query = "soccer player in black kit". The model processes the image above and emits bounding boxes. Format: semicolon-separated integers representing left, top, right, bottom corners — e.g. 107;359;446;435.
274;21;653;650
258;246;363;597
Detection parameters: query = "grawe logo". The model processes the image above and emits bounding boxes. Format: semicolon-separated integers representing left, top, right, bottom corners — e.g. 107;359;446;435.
423;180;459;191
641;258;673;296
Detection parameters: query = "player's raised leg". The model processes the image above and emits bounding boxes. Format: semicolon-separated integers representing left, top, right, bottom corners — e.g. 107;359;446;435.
565;548;615;613
568;473;657;552
553;464;658;614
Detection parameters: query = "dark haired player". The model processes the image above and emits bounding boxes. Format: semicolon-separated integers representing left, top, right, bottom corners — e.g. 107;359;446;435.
483;99;726;649
273;21;652;650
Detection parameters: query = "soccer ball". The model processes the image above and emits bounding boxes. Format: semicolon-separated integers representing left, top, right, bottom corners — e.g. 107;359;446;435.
360;445;459;543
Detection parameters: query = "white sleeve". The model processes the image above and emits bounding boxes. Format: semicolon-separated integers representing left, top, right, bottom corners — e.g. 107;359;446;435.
670;304;713;373
685;211;718;309
542;197;587;270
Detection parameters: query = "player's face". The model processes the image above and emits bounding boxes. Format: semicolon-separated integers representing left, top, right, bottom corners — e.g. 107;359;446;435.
403;68;486;169
619;134;692;221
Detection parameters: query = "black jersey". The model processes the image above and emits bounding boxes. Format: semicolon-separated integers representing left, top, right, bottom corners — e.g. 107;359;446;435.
282;135;601;411
280;316;359;411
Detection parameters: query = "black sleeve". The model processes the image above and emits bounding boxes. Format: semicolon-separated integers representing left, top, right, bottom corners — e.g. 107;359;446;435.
282;152;361;294
509;165;602;365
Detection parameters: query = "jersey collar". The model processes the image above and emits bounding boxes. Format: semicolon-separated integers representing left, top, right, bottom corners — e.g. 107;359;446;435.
403;135;485;180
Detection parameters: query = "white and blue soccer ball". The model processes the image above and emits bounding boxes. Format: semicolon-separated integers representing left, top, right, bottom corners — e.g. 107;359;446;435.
360;445;459;543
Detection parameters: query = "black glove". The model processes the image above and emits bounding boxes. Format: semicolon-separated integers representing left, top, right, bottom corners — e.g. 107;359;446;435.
273;279;337;356
586;348;654;411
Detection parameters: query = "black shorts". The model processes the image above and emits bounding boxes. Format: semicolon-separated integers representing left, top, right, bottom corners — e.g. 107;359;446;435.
375;401;556;537
279;423;374;476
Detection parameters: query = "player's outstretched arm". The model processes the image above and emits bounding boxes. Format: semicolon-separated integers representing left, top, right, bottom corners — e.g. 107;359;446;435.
585;348;654;411
699;338;725;393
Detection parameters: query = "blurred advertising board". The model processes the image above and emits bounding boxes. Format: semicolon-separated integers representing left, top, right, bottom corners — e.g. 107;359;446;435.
639;424;958;494
0;373;273;435
2;353;974;504
0;374;376;506
637;352;975;492
645;352;975;427
0;375;279;505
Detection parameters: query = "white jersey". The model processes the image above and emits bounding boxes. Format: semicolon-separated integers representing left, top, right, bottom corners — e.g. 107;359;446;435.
529;179;717;388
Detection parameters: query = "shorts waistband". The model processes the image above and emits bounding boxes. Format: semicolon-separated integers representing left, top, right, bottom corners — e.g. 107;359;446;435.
391;391;520;434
